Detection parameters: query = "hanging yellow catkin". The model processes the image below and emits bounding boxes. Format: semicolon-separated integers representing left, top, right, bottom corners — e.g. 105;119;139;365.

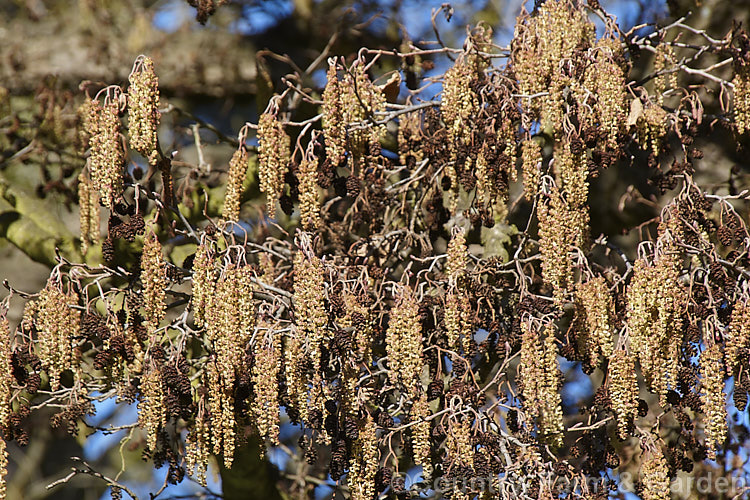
519;321;564;447
386;284;423;397
627;255;682;404
222;146;249;223
0;437;6;500
127;55;161;165
141;231;167;335
700;343;727;458
322;59;346;167
186;399;211;486
257;110;290;218
297;145;320;230
733;64;750;135
85;98;124;209
35;280;81;390
348;414;379;500
0;314;13;500
252;320;281;445
78;171;100;255
0;314;12;431
641;444;670;500
411;391;432;480
574;277;615;366
139;365;165;451
521;139;542;200
190;241;216;328
608;348;639;439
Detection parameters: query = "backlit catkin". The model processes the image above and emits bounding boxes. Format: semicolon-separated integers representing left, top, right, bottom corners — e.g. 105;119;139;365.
203;265;254;467
445;229;472;352
733;65;750;135
293;249;328;371
441;58;478;157
206;357;236;468
521;139;542;200
519;321;563;448
340;60;386;158
78;171;100;255
574;277;615;366
298;145;320;230
700;343;727;458
641;444;670;500
653;44;677;105
608;348;639;439
190;241;216;328
411;391;432;480
537;184;589;302
386;284;423;396
252;321;281;445
627;256;682;404
0;437;6;500
141;232;167;335
186;399;211;486
638;102;669;158
512;0;594;124
222;146;249;223
85;98;124;209
322;59;346;167
582;37;626;147
139;366;165;451
0;314;12;431
36;280;81;390
257;111;290;218
348;414;378;500
127;55;160;165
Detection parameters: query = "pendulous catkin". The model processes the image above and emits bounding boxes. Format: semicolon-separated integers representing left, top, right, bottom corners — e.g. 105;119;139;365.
297;144;320;230
78;171;100;255
84;97;124;209
252;320;281;445
411;391;432;480
257;109;290;218
139;365;165;452
700;343;727;458
222;146;249;223
386;284;423;397
627;255;683;404
0;313;11;431
127;55;160;165
733;64;750;135
185;399;211;486
35;279;81;390
641;443;670;500
574;277;615;366
190;241;216;328
141;231;167;335
608;348;639;439
519;320;563;448
348;414;379;500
